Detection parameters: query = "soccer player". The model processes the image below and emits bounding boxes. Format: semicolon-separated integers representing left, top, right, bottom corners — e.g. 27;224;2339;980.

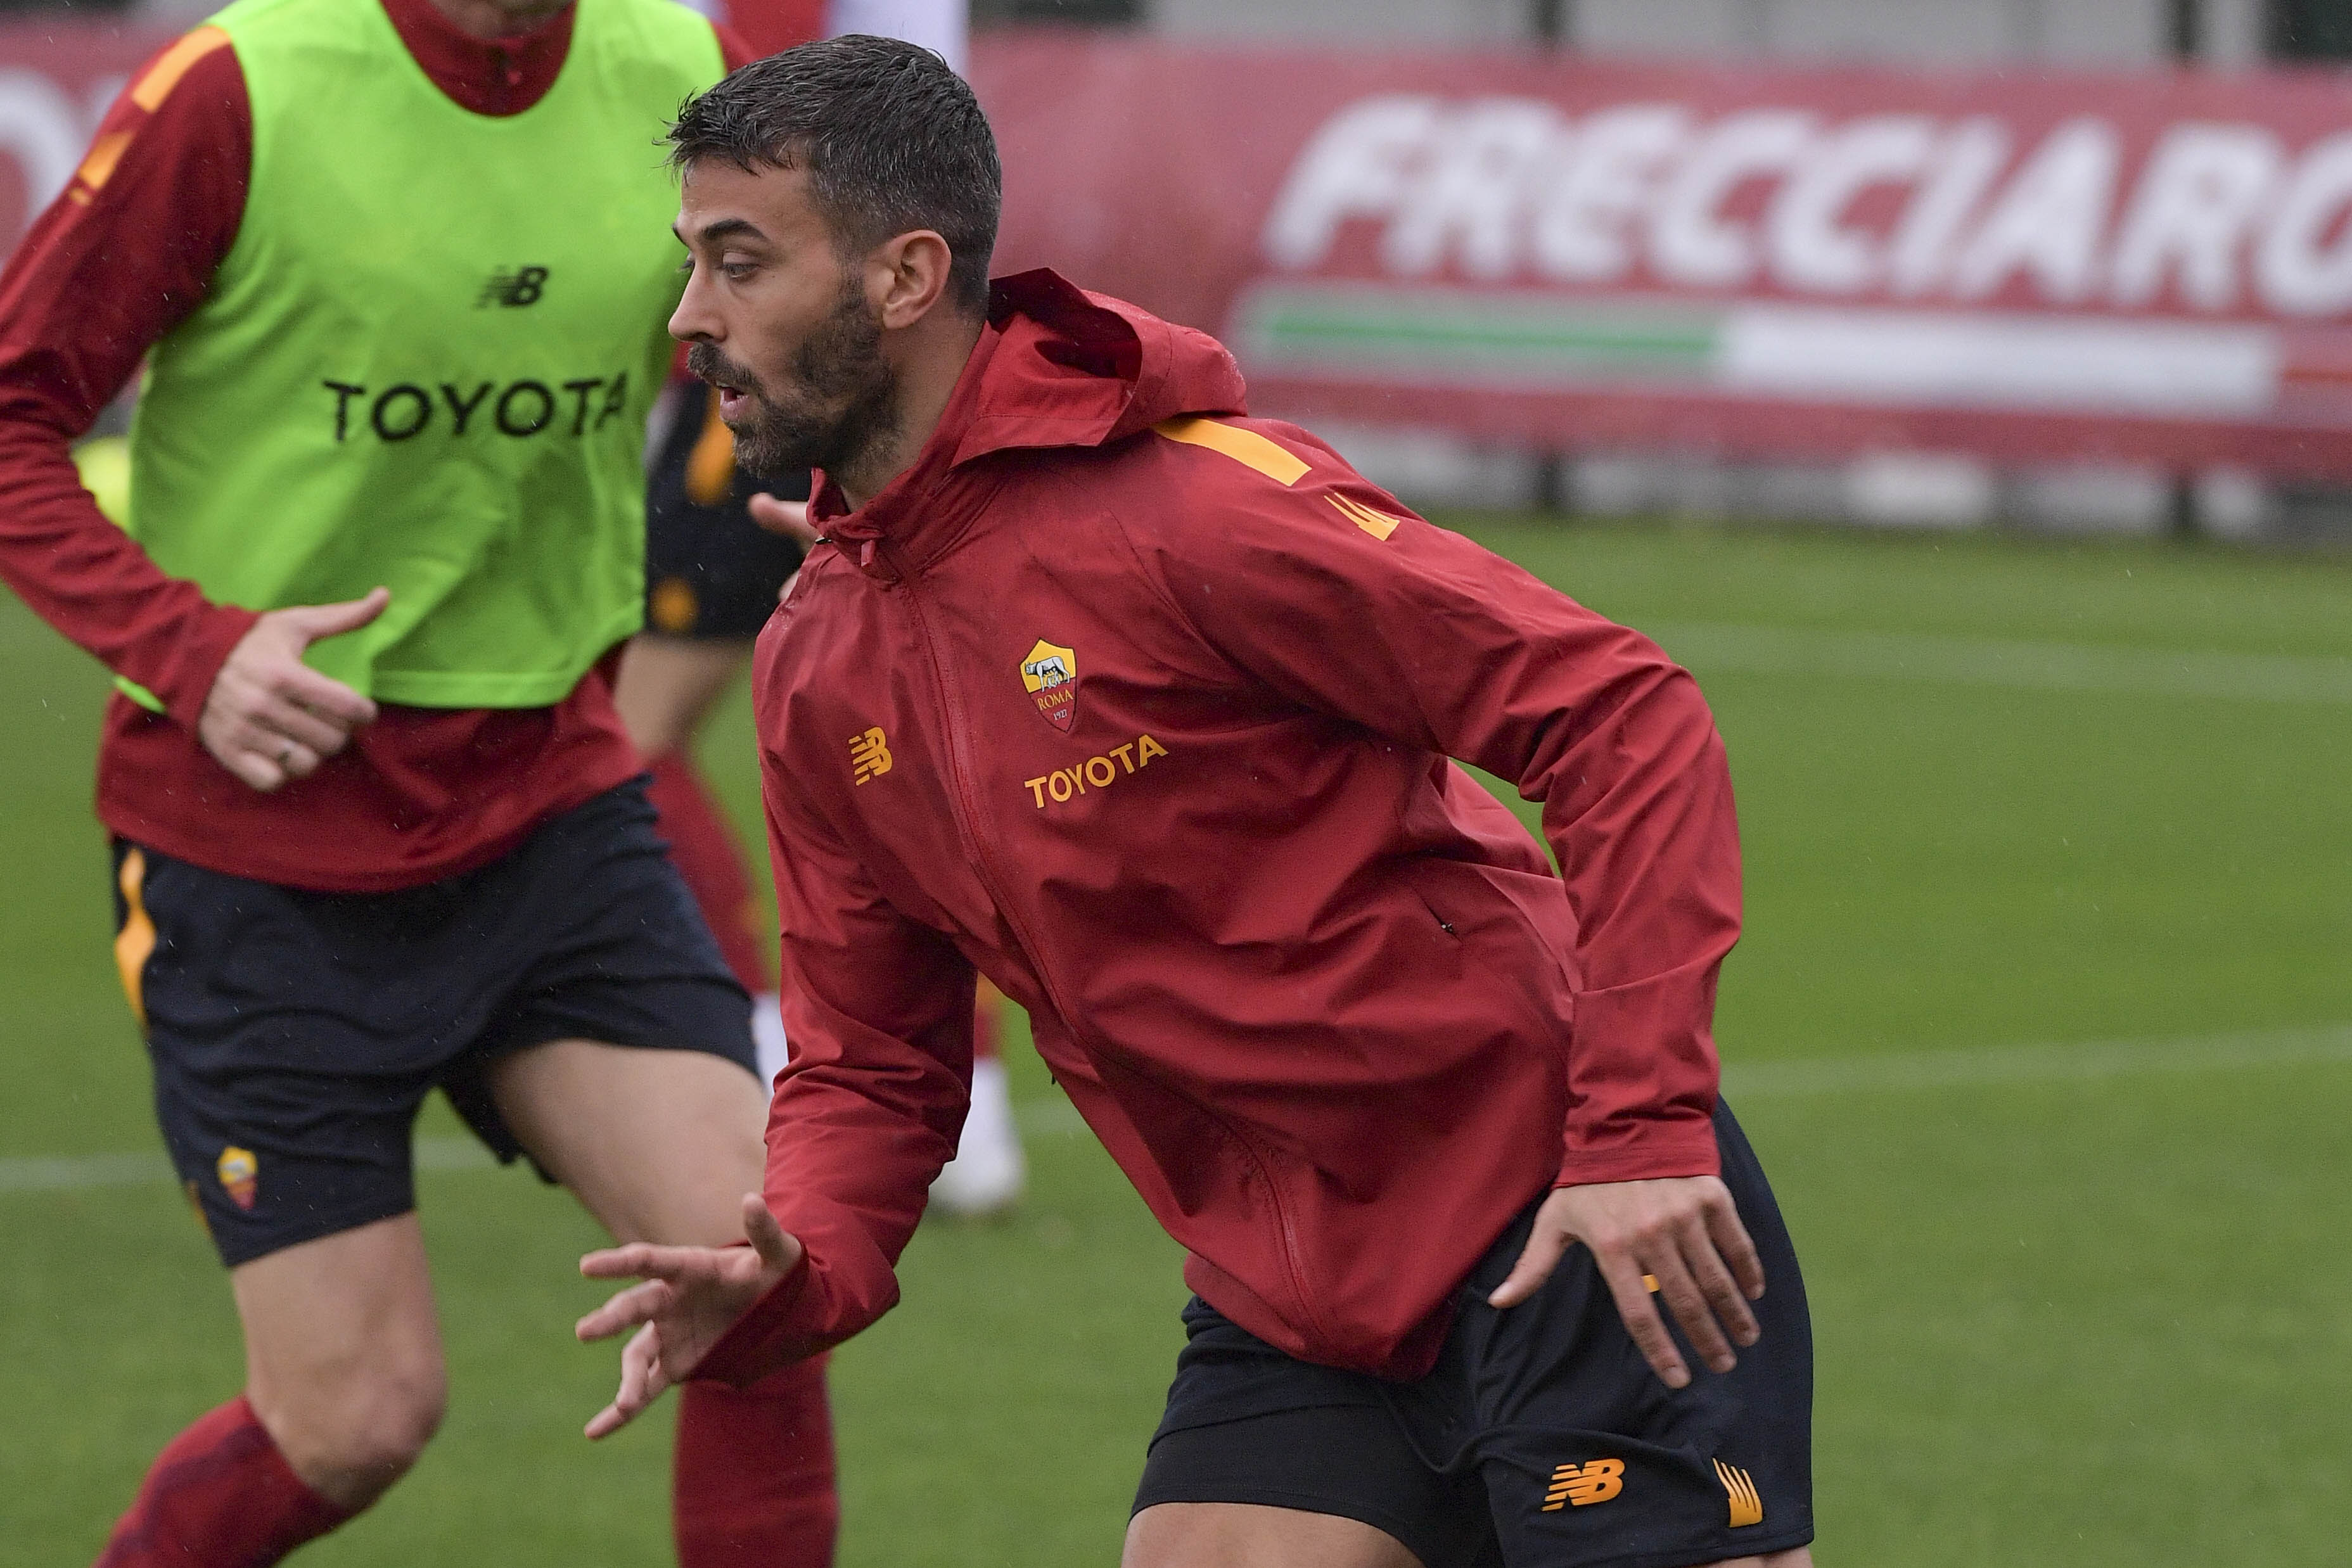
0;1;837;1563
579;36;1815;1568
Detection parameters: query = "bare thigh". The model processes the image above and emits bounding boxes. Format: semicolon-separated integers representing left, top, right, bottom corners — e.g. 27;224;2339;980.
1125;1503;1423;1568
1125;1503;1815;1568
487;1036;768;1245
613;634;753;762
233;1213;446;1511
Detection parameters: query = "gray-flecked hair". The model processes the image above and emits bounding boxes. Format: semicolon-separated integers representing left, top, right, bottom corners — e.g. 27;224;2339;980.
667;35;1002;315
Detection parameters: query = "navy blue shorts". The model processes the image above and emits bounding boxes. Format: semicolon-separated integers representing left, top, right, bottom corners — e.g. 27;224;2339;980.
642;384;809;641
113;778;757;1267
1134;1102;1814;1568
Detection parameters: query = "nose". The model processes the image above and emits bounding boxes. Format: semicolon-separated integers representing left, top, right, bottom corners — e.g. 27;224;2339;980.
669;258;719;345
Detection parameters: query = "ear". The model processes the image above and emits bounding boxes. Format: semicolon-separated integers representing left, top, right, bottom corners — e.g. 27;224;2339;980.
867;229;955;330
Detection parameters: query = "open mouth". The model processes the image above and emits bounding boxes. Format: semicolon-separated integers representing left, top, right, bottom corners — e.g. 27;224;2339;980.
687;347;757;419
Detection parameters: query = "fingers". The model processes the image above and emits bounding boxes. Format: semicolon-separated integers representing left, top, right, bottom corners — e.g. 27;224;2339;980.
742;1194;803;1275
1593;1251;1692;1389
575;1277;675;1343
252;696;350;758
584;1322;668;1440
272;662;379;729
217;746;288;793
199;600;386;793
201;702;351;791
1642;1246;1733;1379
748;493;818;545
277;585;391;644
1705;1192;1769;1303
1486;1220;1569;1310
1531;1177;1768;1391
1677;1199;1761;1360
578;1238;723;1285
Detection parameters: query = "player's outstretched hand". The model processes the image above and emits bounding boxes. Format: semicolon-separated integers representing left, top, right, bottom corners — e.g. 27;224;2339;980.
574;1192;804;1440
198;587;388;792
1486;1176;1765;1390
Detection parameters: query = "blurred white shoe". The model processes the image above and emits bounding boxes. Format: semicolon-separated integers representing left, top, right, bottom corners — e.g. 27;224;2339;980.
930;1057;1027;1218
752;992;789;1090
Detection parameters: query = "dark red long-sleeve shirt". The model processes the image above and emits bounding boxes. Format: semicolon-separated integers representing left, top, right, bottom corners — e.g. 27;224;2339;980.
0;1;756;891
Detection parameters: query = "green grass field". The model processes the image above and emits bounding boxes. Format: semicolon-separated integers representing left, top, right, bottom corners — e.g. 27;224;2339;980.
4;516;2348;1565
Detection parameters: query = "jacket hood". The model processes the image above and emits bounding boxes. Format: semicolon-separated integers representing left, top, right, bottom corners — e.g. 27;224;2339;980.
814;269;1248;557
955;268;1250;458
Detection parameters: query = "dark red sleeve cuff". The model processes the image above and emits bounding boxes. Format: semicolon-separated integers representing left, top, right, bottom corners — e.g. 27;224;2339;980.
153;602;262;728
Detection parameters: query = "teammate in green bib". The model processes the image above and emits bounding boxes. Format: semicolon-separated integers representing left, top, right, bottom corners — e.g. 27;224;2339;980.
134;0;710;706
0;2;841;1564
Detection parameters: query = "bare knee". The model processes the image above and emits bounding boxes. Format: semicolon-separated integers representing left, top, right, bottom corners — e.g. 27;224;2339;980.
254;1346;446;1511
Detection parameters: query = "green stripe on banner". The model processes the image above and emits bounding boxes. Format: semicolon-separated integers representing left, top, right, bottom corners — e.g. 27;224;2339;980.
1236;283;1722;381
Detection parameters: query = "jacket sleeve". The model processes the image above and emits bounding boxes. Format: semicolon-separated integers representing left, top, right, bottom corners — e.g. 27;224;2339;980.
1127;428;1738;1186
693;699;977;1383
0;35;258;727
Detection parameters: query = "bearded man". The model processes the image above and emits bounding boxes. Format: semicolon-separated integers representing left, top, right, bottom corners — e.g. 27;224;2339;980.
582;37;1818;1568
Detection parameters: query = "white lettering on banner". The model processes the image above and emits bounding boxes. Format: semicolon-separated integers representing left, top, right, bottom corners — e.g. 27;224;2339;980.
1383;99;1561;279
1886;118;2010;296
1262;94;1443;271
2109;124;2284;310
2257;131;2352;316
1531;104;1688;282
1950;117;2120;304
1767;114;1938;294
1651;109;1816;290
1258;92;2352;319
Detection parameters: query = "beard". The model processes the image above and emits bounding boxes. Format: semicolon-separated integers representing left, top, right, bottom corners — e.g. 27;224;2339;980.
687;272;900;482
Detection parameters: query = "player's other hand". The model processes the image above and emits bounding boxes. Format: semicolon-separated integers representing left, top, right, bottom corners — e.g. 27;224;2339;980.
574;1192;804;1440
198;587;389;793
1486;1176;1765;1391
749;492;820;603
748;492;816;545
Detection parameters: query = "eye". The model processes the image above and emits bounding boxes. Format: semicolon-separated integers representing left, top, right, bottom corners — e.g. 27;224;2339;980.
720;260;758;281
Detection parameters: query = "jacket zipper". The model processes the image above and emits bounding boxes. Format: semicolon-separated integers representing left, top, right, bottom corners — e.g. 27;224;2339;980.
884;541;1336;1353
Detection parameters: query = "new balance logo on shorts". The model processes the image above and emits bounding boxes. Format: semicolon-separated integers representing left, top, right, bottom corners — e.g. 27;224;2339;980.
1542;1458;1623;1510
1714;1459;1765;1527
476;265;549;307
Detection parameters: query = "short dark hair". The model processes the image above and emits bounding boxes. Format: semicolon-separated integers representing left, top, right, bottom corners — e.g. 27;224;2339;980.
668;36;1002;315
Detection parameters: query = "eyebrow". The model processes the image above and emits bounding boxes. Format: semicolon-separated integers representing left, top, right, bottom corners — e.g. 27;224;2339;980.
674;216;770;248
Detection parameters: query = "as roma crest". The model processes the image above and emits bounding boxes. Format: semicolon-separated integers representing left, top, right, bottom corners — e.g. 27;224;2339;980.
217;1145;259;1211
1019;639;1079;732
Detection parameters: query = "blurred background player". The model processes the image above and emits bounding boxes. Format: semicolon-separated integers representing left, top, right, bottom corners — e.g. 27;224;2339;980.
619;0;1023;1217
0;0;838;1562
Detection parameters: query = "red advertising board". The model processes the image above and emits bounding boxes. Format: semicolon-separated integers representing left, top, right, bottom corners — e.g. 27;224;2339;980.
0;23;172;253
971;35;2352;480
5;23;2351;478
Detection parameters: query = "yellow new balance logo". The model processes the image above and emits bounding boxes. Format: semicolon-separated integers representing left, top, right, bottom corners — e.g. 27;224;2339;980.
1328;494;1407;540
1714;1460;1765;1528
1541;1458;1623;1511
850;727;893;785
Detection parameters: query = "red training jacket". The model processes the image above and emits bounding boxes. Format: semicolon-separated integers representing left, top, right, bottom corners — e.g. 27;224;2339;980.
701;271;1741;1385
